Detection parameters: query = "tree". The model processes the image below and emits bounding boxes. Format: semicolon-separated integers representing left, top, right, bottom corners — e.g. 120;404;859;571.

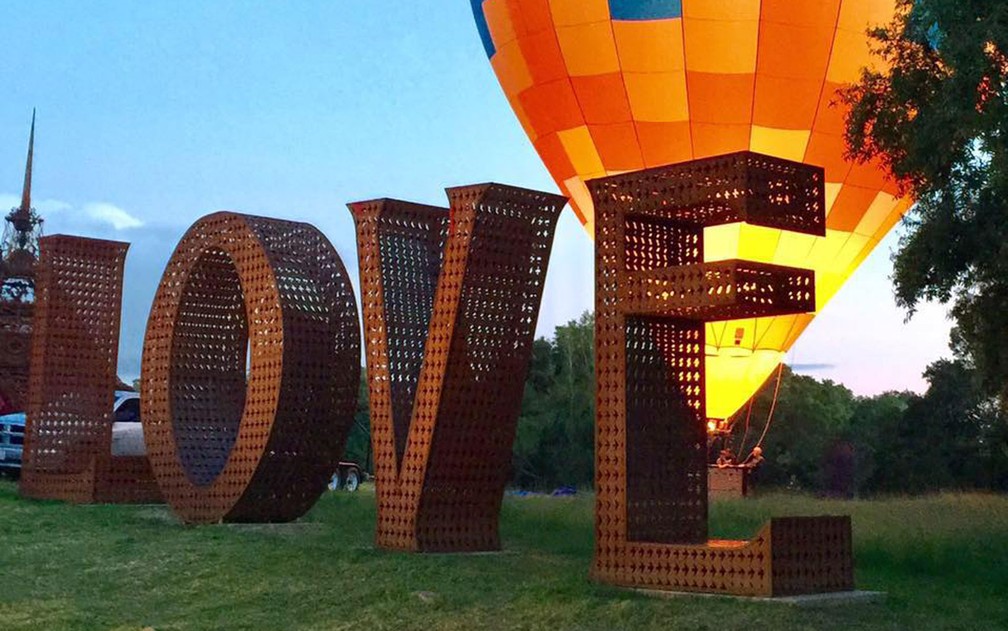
729;367;857;491
512;312;595;490
723;361;1008;495
344;311;1006;494
847;391;913;493
341;370;372;472
841;0;1008;398
879;359;1008;493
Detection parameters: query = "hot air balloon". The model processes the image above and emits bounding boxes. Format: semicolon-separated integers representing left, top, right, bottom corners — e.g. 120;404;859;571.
472;0;910;423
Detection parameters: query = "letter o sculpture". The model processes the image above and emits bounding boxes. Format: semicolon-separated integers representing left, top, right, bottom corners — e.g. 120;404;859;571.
141;212;360;524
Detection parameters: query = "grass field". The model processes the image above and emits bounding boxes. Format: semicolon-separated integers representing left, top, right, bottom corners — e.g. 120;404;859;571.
1;480;1006;630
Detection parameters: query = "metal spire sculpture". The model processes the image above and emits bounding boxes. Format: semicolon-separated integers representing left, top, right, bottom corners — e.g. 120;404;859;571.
0;110;44;413
1;109;44;302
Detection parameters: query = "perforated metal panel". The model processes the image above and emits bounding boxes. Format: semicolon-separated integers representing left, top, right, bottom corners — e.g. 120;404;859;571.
141;212;360;524
770;516;854;595
590;153;853;596
589;151;826;236
349;183;565;552
0;300;31;412
19;235;160;504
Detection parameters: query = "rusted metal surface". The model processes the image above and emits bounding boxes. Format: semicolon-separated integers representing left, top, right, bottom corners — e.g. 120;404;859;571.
141;212;359;524
588;150;826;237
621;261;815;320
19;235;160;504
0;301;31;412
349;183;565;552
770;516;853;595
590;152;853;596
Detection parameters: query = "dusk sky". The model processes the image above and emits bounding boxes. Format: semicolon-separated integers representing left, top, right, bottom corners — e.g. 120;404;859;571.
0;1;952;395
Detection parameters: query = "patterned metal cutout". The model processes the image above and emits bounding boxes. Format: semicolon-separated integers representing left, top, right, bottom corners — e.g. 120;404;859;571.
0;300;31;412
141;212;360;524
349;183;565;552
583;151;826;236
19;235;161;504
590;152;854;596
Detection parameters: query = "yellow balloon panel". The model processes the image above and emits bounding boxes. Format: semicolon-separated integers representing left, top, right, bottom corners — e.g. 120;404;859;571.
473;0;909;419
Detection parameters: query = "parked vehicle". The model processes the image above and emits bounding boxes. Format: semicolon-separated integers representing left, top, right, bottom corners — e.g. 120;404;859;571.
0;412;25;476
110;390;145;456
0;390;144;476
328;462;363;492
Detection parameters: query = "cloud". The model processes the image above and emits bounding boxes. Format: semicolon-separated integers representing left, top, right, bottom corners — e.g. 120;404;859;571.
0;194;72;215
82;202;144;230
35;198;73;215
791;363;837;372
0;194;140;230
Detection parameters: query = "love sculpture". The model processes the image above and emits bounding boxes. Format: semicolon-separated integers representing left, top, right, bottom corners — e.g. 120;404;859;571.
17;167;855;597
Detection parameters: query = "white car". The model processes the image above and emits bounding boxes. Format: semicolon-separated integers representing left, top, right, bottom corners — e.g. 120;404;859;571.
110;390;146;456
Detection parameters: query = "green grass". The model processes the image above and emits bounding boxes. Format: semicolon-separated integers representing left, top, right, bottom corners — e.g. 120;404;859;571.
1;480;1006;630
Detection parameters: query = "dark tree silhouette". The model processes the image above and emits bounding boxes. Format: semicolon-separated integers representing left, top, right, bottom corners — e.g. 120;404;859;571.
842;0;1008;398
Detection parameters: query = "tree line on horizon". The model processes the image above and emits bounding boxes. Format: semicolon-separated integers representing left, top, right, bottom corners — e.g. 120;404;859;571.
342;311;1008;496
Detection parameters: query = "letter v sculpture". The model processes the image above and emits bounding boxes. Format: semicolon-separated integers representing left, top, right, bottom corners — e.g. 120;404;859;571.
349;183;565;552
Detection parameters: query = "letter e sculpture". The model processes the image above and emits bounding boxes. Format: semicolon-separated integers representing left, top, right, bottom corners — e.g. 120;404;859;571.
591;152;855;597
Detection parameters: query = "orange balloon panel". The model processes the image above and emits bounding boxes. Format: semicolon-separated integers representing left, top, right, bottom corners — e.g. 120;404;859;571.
473;0;910;419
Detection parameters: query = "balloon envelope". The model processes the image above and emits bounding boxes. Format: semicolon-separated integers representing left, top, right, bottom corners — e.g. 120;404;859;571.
473;0;910;419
